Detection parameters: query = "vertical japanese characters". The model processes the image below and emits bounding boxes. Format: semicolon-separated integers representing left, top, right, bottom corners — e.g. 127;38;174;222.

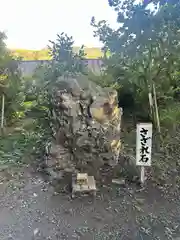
136;123;152;166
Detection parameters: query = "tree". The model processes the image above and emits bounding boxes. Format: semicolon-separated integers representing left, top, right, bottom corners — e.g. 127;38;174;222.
89;0;180;185
90;0;180;124
48;32;87;78
92;0;180;55
0;32;24;131
30;32;88;136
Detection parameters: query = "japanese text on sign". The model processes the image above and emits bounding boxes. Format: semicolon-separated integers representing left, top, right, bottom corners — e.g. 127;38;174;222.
136;123;152;166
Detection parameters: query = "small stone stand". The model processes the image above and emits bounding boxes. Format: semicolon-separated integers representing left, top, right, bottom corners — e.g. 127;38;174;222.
71;173;97;199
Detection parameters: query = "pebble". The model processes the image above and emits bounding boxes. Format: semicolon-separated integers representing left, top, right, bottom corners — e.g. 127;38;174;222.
47;236;52;240
93;215;103;221
33;228;40;236
72;234;80;239
53;191;59;196
64;208;73;215
114;208;118;213
112;179;125;185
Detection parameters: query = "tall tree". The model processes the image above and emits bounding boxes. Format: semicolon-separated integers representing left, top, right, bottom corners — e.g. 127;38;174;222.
31;32;88;136
92;0;180;56
90;0;180;121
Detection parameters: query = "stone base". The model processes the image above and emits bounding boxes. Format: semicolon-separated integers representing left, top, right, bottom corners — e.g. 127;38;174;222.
71;175;97;199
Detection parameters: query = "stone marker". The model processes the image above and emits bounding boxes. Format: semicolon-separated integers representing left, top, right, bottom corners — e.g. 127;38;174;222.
71;173;97;198
44;75;123;182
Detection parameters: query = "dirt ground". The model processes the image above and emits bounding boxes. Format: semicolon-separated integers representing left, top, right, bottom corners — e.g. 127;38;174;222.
0;166;180;240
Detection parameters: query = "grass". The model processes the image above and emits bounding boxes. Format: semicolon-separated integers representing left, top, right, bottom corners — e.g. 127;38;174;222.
0;118;40;171
10;47;103;60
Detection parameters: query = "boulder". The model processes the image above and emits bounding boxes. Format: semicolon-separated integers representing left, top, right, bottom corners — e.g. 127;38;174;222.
45;75;123;180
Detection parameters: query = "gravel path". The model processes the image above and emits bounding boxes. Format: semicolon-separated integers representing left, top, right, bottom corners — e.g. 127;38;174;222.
0;167;180;240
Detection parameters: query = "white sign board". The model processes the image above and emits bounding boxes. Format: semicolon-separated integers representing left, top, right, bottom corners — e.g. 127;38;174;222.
136;123;152;167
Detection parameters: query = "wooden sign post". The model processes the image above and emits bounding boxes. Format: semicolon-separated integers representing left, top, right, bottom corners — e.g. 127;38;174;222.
136;123;152;185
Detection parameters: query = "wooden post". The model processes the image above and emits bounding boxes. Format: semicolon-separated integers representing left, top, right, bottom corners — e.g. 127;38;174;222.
1;94;5;133
148;92;153;118
153;83;160;134
140;166;145;185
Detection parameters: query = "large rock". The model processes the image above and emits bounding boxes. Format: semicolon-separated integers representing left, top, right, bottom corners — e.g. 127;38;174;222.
45;76;123;180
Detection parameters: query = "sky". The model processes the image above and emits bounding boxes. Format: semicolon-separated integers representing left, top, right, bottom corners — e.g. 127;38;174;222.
0;0;119;49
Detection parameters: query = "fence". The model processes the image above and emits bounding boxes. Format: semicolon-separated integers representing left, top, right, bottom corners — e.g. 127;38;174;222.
18;59;103;76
